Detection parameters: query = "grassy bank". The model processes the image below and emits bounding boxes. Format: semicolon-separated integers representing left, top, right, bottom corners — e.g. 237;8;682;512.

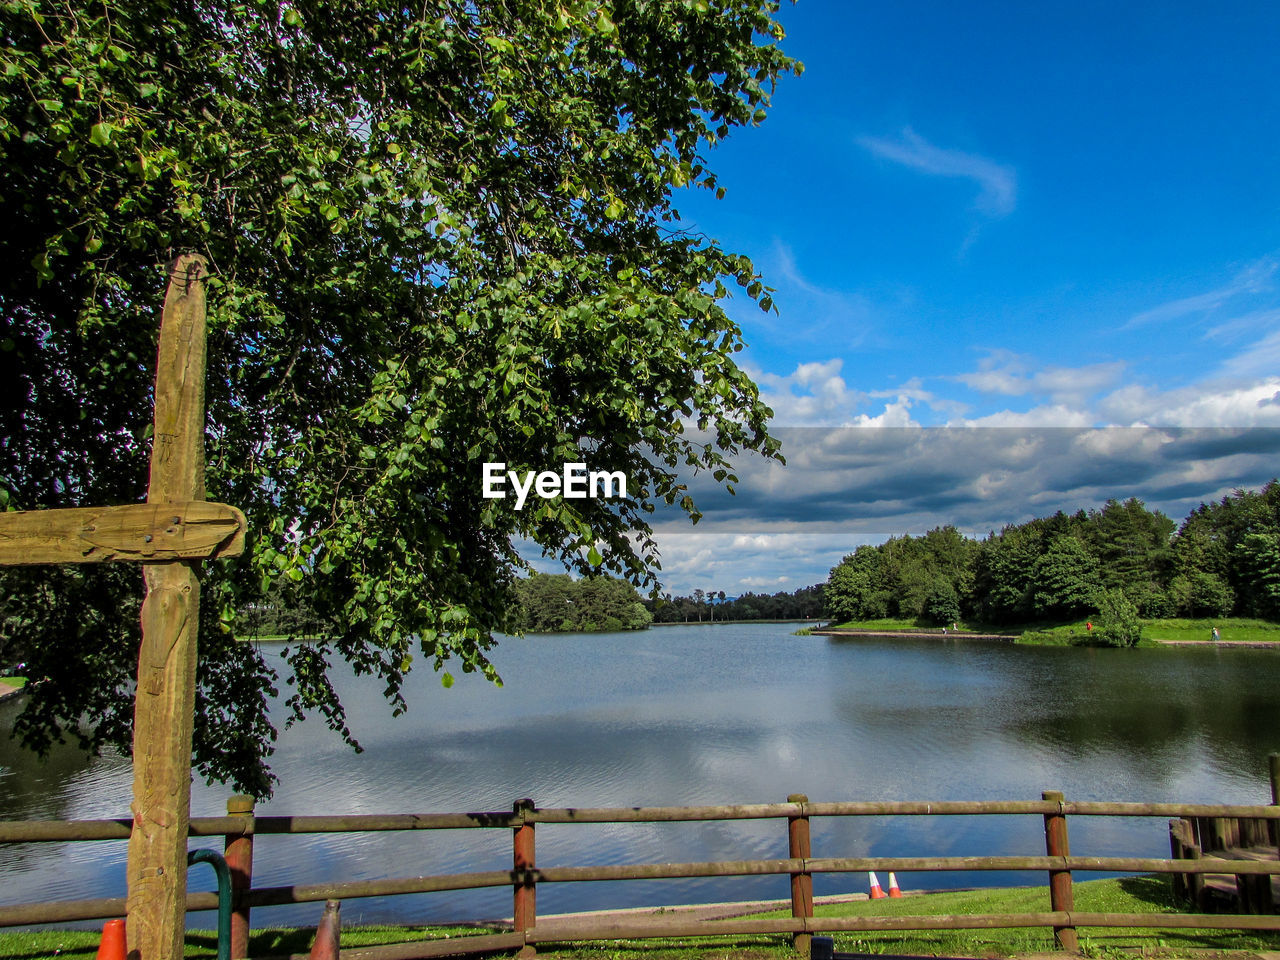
0;677;27;699
752;876;1280;958
828;617;1018;634
9;878;1279;959
829;616;1280;647
1143;618;1280;643
0;924;483;959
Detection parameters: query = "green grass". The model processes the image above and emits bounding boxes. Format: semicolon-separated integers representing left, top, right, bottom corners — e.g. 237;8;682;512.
0;924;488;959
1016;619;1116;646
6;880;1280;959
0;677;27;689
1143;617;1280;644
829;616;1280;648
753;876;1280;957
828;617;923;631
501;878;1280;958
828;617;996;633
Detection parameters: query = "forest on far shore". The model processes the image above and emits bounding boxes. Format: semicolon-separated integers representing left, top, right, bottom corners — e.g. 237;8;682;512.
824;481;1280;628
647;584;824;623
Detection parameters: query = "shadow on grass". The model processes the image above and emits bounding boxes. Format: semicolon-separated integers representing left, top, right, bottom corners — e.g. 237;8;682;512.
1115;874;1179;908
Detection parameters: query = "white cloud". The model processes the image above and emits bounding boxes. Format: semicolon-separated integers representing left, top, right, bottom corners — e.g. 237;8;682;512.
953;351;1125;408
858;128;1017;217
755;358;864;426
648;532;861;594
849;396;920;428
1098;378;1280;427
1126;257;1277;328
1205;307;1280;342
958;404;1095;428
755;361;963;429
868;377;969;418
738;575;792;588
1217;330;1280;381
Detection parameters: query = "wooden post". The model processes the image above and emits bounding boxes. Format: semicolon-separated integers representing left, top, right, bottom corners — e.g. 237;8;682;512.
787;793;813;957
1042;790;1077;953
1169;819;1187;901
0;253;245;959
126;254;210;960
1185;840;1206;909
513;798;536;958
224;795;256;959
1269;753;1280;849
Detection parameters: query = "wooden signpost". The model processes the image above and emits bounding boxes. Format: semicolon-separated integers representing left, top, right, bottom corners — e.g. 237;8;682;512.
0;254;245;959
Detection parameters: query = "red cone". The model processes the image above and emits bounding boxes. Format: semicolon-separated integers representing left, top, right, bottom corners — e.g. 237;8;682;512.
309;899;340;960
888;872;903;897
96;919;126;960
868;871;886;899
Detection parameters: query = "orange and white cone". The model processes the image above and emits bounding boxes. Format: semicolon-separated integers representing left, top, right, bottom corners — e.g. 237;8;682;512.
96;918;126;960
888;872;903;897
868;871;886;899
309;899;341;960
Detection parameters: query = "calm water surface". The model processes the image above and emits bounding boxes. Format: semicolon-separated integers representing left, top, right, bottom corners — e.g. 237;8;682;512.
2;624;1279;926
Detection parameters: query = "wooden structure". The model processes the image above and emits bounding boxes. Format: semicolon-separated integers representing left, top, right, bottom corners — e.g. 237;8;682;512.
0;254;246;959
3;779;1280;958
1170;755;1280;915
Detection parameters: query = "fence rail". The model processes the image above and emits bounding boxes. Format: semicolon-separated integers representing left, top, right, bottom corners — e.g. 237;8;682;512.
3;755;1280;958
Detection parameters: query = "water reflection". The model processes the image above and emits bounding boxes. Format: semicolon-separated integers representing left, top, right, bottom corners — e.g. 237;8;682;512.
2;625;1279;925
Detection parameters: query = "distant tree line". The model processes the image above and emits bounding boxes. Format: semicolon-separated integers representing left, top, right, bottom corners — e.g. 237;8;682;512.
649;584;824;623
825;481;1280;627
511;573;653;633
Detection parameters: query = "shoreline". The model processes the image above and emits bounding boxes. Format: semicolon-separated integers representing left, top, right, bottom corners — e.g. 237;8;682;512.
813;630;1280;648
812;628;1015;641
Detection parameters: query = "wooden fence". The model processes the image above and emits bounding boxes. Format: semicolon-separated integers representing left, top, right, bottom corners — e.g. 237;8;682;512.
3;767;1280;959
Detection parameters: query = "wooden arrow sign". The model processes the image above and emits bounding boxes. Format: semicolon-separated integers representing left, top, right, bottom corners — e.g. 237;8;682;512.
0;253;238;958
0;501;245;565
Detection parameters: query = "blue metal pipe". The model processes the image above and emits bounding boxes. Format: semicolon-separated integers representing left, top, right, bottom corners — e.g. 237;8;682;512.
188;848;232;960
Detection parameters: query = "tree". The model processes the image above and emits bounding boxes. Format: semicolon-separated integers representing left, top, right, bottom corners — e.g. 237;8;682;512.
1084;498;1174;614
1165;571;1234;618
1030;535;1099;619
971;523;1044;624
825;546;889;623
1092;588;1143;648
1233;532;1280;619
1171;481;1280;615
922;578;961;626
0;0;797;795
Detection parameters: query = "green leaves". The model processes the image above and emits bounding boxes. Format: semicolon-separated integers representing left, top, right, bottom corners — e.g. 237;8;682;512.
0;0;796;795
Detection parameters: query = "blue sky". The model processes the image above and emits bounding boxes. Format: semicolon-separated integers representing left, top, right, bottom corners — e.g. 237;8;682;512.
542;2;1280;596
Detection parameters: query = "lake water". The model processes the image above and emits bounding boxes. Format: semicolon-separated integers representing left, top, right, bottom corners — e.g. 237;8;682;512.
2;624;1279;928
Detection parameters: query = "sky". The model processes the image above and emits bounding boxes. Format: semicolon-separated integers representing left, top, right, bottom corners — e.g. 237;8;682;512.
540;1;1280;596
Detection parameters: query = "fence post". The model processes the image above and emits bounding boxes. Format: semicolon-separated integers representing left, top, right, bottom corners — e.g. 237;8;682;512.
1168;819;1187;902
787;793;813;957
513;798;537;958
224;794;255;959
1185;840;1206;909
1042;790;1077;952
1269;753;1280;849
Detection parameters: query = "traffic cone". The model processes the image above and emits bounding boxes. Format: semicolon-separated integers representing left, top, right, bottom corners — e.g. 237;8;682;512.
309;899;340;960
868;871;886;899
888;872;903;897
96;918;126;960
